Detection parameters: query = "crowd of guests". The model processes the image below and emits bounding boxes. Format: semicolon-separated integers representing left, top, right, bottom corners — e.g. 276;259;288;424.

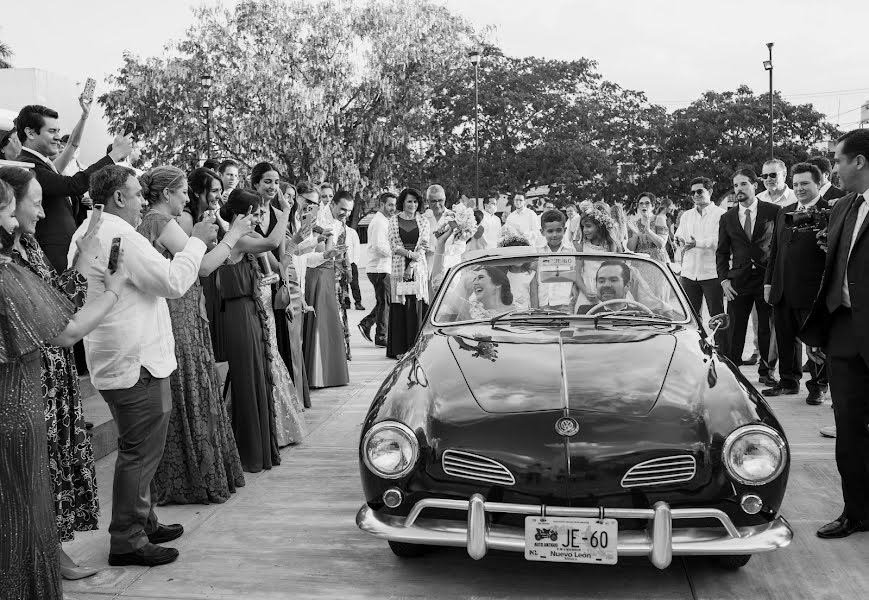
3;92;869;599
0;101;386;598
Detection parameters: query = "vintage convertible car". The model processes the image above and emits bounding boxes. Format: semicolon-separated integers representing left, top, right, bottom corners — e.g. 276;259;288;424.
356;249;793;569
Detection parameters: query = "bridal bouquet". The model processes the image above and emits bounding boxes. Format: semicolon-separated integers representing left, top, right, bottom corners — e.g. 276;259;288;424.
435;204;477;240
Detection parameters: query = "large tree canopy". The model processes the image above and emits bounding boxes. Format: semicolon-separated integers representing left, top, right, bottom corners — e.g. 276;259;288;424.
99;0;478;188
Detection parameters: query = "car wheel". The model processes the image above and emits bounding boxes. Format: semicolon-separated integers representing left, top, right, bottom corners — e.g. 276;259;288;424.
388;541;430;558
714;555;752;569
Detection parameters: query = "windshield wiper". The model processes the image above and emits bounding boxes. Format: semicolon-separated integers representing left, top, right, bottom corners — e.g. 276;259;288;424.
490;307;570;328
592;310;672;328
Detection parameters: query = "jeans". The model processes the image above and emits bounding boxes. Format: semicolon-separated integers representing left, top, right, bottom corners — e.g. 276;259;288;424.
362;272;390;343
681;276;725;346
350;263;362;305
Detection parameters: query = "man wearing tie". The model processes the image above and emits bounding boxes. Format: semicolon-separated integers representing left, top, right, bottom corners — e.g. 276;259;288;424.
716;168;780;386
801;129;869;538
763;163;829;403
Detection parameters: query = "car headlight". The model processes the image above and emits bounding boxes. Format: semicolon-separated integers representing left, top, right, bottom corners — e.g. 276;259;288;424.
723;425;787;486
362;421;419;479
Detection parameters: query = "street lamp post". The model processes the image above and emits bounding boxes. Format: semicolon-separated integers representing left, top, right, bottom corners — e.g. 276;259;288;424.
763;43;774;159
468;50;481;205
201;73;213;162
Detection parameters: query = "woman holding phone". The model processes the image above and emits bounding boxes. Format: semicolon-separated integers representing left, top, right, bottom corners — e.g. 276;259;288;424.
0;178;127;598
136;165;255;504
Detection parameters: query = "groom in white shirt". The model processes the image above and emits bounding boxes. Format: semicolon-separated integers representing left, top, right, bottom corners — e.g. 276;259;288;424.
68;165;216;567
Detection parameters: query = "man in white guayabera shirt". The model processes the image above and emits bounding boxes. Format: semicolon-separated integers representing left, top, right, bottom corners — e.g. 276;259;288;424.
67;165;217;568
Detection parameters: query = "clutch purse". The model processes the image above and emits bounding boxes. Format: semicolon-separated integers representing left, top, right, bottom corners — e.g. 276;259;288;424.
396;278;418;296
273;283;291;310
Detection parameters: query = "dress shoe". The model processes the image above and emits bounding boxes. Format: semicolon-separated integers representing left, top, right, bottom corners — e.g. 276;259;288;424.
357;322;373;343
355;302;366;311
147;523;183;545
758;374;778;387
108;543;179;567
743;353;759;366
819;425;837;438
817;514;869;538
61;564;99;580
375;339;387;348
806;389;827;405
761;384;799;397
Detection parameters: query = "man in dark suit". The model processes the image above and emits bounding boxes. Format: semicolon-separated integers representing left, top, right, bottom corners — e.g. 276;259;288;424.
15;104;130;272
762;163;829;403
807;156;847;204
716;168;780;386
801;129;869;539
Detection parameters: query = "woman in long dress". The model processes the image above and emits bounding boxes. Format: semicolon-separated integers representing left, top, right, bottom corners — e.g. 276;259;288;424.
214;189;291;472
250;163;307;446
1;166;99;579
136;166;252;503
386;187;431;359
0;181;124;599
299;183;350;388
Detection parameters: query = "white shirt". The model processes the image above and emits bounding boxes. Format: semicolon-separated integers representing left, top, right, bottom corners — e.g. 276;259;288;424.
738;199;758;236
481;212;502;248
345;225;360;266
819;182;832;198
67;212;206;390
674;204;725;281
536;239;575;308
366;211;392;273
843;190;869;307
796;196;821;211
757;186;797;208
505;207;540;242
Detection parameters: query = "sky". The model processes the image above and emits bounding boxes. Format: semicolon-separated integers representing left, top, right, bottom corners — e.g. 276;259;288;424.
2;0;868;128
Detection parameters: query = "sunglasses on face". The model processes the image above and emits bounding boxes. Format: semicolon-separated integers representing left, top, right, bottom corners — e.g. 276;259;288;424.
759;173;779;179
690;189;706;196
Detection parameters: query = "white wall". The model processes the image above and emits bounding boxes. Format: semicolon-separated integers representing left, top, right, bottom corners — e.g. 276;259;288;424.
0;68;113;167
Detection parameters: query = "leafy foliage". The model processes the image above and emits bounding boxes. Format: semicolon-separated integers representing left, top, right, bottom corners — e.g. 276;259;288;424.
0;38;13;69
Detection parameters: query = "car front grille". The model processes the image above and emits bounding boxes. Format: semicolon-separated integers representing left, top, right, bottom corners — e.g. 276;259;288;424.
442;449;516;486
620;455;696;488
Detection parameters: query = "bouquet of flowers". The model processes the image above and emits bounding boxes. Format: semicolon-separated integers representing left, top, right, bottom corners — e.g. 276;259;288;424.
434;204;478;241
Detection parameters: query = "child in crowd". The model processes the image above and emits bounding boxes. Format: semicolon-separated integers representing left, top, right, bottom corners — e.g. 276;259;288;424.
531;209;577;312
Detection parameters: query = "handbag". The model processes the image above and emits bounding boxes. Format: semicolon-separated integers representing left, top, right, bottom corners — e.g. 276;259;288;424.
396;278;418;296
273;282;291;310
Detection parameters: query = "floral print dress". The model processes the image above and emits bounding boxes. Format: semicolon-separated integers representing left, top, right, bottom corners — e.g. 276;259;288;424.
12;234;99;542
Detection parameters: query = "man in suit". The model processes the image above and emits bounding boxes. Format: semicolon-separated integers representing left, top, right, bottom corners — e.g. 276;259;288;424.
807;156;847;204
15;104;131;272
717;168;780;386
801;129;869;538
762;163;829;403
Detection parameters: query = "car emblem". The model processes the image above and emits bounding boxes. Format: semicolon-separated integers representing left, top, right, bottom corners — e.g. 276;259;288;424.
555;417;579;437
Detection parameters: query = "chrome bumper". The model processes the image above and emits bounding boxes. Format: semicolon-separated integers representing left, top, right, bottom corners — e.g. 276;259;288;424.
356;494;793;569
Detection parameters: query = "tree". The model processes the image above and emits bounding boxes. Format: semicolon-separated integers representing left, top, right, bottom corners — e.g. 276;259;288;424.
98;0;478;189
0;38;13;69
418;49;668;203
648;85;840;201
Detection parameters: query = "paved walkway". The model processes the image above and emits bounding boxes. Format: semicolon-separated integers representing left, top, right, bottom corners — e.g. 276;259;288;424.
63;278;868;600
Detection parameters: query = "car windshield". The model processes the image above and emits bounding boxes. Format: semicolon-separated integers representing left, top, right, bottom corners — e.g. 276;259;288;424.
431;253;689;324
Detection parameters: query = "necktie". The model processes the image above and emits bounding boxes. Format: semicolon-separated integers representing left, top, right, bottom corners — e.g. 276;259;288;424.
743;209;752;238
825;195;865;312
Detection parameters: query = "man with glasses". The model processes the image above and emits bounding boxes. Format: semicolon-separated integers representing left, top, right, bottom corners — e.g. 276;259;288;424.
675;177;726;340
757;158;798;207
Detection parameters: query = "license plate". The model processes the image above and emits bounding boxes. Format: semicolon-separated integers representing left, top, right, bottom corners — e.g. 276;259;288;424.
524;516;618;564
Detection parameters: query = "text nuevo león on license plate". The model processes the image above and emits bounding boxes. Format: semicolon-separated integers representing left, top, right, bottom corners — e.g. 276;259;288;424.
524;516;618;564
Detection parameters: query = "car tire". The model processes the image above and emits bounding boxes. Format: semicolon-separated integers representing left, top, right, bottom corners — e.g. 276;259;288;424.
388;541;430;558
714;555;751;569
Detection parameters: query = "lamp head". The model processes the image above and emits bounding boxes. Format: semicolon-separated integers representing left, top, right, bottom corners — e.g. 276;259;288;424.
201;73;213;88
763;60;772;71
468;50;481;66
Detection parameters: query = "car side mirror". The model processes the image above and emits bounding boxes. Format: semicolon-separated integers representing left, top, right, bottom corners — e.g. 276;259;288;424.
707;313;730;336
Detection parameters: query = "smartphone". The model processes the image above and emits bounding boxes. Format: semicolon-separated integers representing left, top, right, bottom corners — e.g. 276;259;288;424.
82;77;96;104
107;237;122;273
123;121;136;137
85;204;104;236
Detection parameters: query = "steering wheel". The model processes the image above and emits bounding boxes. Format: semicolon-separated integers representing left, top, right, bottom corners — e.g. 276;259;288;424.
586;298;655;316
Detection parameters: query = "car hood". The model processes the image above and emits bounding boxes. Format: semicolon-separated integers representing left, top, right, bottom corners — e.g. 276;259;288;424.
448;328;677;416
